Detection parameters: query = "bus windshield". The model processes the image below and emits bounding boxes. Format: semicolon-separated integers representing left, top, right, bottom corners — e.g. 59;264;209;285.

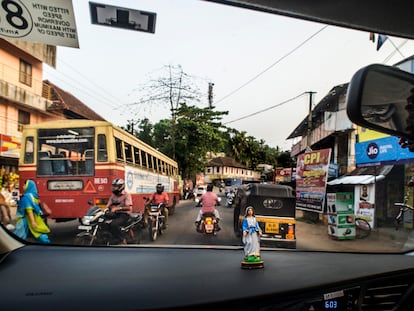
37;127;96;176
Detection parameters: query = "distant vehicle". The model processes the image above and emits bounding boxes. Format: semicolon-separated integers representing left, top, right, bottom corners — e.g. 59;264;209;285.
195;185;208;199
223;178;242;194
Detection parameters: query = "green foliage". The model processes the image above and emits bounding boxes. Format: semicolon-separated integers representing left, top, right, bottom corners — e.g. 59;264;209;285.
128;64;294;179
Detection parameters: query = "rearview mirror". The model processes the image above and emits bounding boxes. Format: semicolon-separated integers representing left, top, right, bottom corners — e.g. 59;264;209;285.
346;64;414;140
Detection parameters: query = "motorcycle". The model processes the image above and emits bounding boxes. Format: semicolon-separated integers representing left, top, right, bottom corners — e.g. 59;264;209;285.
144;198;166;241
195;197;221;236
74;205;144;246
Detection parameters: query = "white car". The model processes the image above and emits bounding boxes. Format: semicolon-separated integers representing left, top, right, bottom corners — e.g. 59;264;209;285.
195;185;207;198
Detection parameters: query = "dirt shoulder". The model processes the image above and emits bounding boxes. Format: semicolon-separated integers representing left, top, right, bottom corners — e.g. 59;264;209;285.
296;218;414;253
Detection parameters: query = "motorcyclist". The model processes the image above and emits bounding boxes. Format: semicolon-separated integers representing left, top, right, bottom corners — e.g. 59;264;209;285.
195;183;221;231
149;183;169;229
105;178;132;245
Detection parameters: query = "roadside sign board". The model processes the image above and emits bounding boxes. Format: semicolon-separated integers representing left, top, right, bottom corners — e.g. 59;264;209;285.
89;2;156;34
0;0;79;47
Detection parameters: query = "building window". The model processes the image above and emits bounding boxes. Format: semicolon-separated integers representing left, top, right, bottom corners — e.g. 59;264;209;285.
18;110;30;132
19;59;32;86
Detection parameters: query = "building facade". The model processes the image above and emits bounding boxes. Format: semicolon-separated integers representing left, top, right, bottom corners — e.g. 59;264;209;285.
0;38;104;186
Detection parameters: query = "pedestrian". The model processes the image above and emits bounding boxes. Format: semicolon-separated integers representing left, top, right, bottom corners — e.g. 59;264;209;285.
242;206;262;262
13;180;50;244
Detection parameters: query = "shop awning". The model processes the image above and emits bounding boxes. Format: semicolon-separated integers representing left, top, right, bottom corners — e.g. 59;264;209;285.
327;174;385;185
327;165;393;185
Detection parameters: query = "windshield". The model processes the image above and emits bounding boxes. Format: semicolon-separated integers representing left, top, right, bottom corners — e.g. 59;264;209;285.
3;0;414;254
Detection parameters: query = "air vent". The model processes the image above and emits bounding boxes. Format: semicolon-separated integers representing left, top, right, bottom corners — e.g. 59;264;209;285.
361;278;412;311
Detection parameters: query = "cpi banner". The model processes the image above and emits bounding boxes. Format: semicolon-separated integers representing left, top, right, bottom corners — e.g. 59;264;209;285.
296;148;332;213
0;0;79;48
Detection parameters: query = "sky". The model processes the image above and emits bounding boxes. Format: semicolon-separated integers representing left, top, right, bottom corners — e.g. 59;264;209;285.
43;0;414;151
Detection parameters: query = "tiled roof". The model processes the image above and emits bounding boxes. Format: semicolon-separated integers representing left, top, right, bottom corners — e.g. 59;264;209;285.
44;80;106;121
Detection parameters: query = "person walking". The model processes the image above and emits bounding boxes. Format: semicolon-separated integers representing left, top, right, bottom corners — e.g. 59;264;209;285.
13;180;50;244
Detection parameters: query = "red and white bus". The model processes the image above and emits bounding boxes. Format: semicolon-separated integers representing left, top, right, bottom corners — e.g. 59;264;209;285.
18;120;180;221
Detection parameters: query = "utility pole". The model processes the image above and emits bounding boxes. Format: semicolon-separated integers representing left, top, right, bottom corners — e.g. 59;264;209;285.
127;119;138;135
208;82;214;108
306;91;316;150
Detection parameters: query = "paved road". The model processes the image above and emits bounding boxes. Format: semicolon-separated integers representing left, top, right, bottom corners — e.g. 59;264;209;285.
47;197;241;246
45;198;414;253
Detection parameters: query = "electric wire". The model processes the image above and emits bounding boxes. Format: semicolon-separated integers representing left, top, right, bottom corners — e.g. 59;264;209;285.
215;25;329;105
224;92;307;125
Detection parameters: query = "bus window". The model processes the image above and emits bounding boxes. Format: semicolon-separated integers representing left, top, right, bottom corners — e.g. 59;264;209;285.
133;147;141;167
141;150;147;168
38;151;52;175
23;136;34;163
97;134;107;162
84;149;94;174
37;127;94;176
115;138;123;162
148;154;154;170
125;143;133;164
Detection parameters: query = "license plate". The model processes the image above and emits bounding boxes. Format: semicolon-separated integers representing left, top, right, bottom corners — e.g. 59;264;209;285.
265;222;279;234
78;225;92;230
205;224;214;231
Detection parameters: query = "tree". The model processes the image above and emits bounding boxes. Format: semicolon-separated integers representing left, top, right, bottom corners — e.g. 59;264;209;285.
131;64;203;159
174;103;228;178
136;118;154;146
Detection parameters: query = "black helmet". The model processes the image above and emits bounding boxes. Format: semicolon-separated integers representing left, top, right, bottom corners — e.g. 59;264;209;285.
207;184;213;192
156;183;164;194
112;178;125;195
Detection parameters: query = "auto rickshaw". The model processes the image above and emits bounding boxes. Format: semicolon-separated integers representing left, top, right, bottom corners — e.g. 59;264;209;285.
233;183;296;249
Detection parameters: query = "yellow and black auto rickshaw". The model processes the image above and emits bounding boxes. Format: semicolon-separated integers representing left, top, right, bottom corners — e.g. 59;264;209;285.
233;183;296;249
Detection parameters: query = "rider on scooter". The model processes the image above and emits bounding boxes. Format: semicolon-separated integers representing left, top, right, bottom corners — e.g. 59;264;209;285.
195;183;221;231
105;178;132;245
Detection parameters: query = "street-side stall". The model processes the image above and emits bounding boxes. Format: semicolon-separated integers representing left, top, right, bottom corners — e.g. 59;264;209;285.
326;192;355;239
327;174;386;233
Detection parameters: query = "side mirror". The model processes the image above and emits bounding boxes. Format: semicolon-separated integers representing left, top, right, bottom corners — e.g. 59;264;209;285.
346;63;414;140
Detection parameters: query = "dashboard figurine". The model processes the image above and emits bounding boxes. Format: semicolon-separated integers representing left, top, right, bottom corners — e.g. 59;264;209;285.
241;206;264;269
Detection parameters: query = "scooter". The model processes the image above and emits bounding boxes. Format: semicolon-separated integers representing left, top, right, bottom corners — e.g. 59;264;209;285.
75;205;143;246
198;212;220;236
195;198;221;236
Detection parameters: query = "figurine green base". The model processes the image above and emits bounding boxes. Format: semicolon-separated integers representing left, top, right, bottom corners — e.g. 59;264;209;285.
241;256;264;269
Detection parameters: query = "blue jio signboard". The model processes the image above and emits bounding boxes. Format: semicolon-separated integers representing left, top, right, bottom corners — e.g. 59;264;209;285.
355;136;414;166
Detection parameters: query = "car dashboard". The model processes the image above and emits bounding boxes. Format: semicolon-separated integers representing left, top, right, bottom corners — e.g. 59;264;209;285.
1;244;414;310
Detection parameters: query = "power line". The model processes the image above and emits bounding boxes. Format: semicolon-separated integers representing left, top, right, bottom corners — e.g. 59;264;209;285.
44;59;121;111
215;25;329;105
224;92;307;125
382;39;409;64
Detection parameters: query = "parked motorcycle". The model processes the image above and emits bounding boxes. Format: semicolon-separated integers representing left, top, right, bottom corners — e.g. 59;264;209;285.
74;205;143;246
144;198;166;241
